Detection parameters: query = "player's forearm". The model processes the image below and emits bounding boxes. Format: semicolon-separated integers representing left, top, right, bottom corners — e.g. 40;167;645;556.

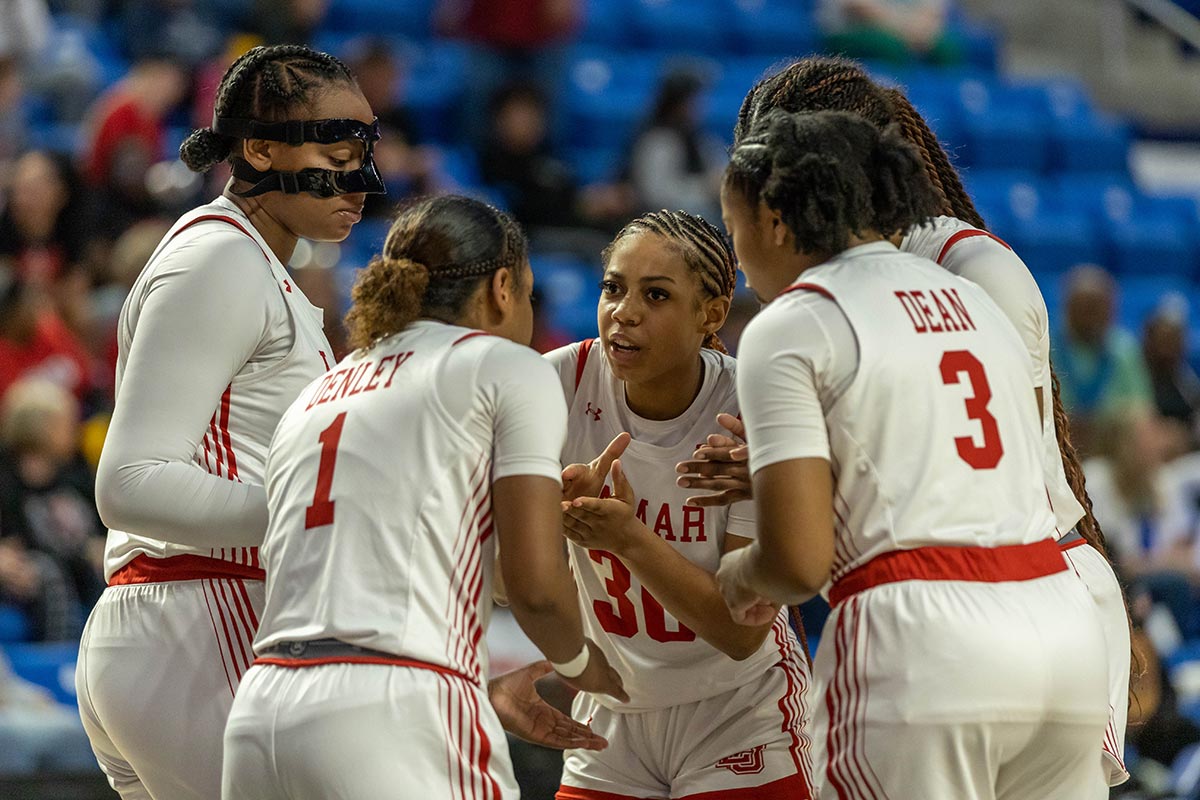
506;584;587;665
620;528;773;660
96;459;268;546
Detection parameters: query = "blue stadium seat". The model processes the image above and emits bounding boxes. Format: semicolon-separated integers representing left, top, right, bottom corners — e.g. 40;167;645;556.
578;0;635;49
3;642;79;706
954;79;1050;172
323;0;436;37
532;254;600;340
566;147;625;185
1118;276;1189;332
0;604;31;643
725;0;817;57
630;0;730;55
565;51;658;150
404;41;468;144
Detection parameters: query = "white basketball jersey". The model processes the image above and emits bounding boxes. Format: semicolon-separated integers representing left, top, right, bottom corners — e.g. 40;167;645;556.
781;246;1056;584
902;216;1084;537
256;323;565;686
103;198;333;579
547;342;800;711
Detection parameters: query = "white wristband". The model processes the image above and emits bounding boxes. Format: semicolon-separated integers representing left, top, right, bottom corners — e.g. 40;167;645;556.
551;643;590;679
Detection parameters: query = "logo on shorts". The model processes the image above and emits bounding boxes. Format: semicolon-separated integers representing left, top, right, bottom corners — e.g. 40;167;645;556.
715;745;765;775
585;402;602;421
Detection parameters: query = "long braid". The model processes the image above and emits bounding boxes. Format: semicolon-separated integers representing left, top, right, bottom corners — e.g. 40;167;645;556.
180;44;356;173
603;210;737;352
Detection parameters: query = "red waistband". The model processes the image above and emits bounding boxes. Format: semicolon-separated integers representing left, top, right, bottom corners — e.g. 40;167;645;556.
829;539;1065;606
108;554;266;586
253;654;474;684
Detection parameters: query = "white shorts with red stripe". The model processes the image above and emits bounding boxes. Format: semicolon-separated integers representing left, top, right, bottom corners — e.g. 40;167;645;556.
1061;538;1131;786
222;661;517;800
557;647;815;800
811;542;1109;800
76;574;263;800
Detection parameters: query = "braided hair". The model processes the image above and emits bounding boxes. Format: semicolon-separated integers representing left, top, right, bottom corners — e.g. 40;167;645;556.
602;210;737;352
726;110;938;256
179;45;357;173
344;195;528;350
734;57;986;229
736;56;1112;564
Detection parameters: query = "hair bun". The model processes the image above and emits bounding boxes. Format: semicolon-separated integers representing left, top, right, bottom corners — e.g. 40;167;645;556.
179;128;234;173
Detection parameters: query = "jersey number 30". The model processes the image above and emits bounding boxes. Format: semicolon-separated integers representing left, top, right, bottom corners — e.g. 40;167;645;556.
939;350;1004;469
590;550;696;643
304;412;347;529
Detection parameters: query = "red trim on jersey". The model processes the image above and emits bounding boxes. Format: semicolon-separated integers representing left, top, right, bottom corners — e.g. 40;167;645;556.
218;384;240;481
771;619;816;798
253;653;476;682
1059;537;1089;553
172;214;270;262
575;338;595;391
108;554;266;585
828;539;1065;607
778;282;835;302
935;229;1012;265
453;331;493;346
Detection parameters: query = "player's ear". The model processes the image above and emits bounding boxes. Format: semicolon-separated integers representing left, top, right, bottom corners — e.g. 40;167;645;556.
488;266;516;312
701;293;730;336
241;138;274;171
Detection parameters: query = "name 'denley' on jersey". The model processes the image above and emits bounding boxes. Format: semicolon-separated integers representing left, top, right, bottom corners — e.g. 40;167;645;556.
305;351;414;412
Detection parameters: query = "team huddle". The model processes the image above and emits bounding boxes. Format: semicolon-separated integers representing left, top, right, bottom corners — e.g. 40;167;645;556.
73;44;1131;800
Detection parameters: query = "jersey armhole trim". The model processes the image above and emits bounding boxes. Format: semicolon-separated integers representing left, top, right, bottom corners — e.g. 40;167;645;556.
936;229;1012;264
453;330;493;346
779;282;836;302
575;338;596;391
172;214;271;263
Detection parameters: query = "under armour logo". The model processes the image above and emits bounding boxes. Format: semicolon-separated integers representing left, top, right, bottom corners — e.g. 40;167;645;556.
283;279;293;293
585;402;602;421
715;745;765;775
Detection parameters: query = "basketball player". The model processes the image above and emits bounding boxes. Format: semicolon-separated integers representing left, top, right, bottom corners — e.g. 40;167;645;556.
544;210;813;800
74;45;383;800
222;195;626;800
715;108;1108;799
679;57;1130;789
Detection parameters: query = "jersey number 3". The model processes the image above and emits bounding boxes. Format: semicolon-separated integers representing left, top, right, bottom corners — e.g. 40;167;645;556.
939;350;1004;469
589;550;696;643
304;412;347;529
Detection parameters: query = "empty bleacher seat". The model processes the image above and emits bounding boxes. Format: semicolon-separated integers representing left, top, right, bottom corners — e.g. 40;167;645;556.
0;605;31;644
955;79;1051;172
532;254;600;340
3;642;79;706
629;0;730;56
323;0;436;37
578;0;635;49
726;0;817;57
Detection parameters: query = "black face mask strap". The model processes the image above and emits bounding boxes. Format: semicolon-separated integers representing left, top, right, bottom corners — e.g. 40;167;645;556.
229;160;385;198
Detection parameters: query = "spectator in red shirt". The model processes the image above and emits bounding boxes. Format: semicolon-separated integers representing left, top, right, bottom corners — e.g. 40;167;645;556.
81;56;188;231
0;274;93;406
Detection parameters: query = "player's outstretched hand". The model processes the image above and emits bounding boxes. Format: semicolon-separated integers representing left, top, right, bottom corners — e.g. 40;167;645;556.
560;640;630;704
716;549;780;626
489;660;608;751
562;432;632;502
561;459;641;555
676;414;751;507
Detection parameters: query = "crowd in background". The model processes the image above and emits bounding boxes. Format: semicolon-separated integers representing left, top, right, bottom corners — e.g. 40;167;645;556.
2;0;1200;796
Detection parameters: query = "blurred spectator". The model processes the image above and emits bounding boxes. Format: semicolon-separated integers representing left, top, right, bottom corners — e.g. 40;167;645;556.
0;151;95;287
0;379;104;611
0;0;51;67
1086;411;1198;635
1143;297;1200;447
347;39;443;217
627;70;724;223
0;273;94;404
81;55;189;232
439;0;580;147
252;0;330;45
120;0;223;67
1054;264;1153;455
480;82;630;251
0;59;29;176
817;0;964;65
0;650;96;773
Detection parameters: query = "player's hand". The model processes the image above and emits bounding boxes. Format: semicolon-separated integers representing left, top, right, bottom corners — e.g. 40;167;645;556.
561;459;642;556
562;432;632;502
676;414;751;507
488;660;608;751
559;640;630;704
716;549;779;626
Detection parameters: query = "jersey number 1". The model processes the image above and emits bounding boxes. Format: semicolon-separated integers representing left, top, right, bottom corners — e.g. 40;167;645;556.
939;350;1004;469
304;412;347;529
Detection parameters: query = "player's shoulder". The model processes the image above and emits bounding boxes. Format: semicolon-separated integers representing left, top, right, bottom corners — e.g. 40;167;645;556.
543;340;585;373
700;347;741;408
